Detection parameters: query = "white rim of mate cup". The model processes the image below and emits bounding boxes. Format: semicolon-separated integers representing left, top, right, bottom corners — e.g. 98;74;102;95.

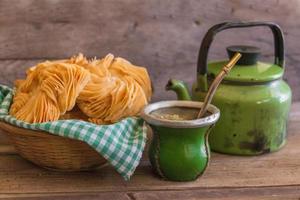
141;100;220;128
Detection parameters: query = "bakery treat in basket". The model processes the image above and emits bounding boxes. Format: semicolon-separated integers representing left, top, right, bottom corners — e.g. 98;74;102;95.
9;53;152;124
0;53;151;172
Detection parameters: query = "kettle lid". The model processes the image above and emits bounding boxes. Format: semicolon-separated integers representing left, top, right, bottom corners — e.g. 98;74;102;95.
208;45;284;83
227;45;261;65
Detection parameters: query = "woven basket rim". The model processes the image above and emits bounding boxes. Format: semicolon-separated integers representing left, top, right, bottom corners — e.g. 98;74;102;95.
0;121;78;141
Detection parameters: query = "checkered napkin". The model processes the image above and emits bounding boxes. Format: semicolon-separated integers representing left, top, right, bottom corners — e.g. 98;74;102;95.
0;84;147;180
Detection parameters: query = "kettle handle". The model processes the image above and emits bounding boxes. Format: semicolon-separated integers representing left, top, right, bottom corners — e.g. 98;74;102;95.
197;21;285;75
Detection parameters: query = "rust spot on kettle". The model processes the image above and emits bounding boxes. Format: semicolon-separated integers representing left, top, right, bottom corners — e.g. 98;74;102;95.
239;129;270;154
230;103;240;124
224;136;234;148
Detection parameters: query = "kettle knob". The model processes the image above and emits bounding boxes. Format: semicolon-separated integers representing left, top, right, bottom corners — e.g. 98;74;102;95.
226;45;261;65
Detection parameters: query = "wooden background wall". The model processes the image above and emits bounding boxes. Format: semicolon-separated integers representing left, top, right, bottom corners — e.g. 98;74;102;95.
0;0;299;101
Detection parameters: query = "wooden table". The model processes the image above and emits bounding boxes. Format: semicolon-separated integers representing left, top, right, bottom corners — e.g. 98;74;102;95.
0;103;299;199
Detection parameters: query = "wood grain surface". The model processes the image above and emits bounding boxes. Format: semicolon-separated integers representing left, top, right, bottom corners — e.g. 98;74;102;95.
0;0;299;101
0;102;298;199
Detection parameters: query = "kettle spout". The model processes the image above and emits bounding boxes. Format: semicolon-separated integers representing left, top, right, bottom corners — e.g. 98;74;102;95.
166;79;191;100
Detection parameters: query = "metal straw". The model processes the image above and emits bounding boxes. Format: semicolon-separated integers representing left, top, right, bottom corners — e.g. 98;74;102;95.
197;52;242;119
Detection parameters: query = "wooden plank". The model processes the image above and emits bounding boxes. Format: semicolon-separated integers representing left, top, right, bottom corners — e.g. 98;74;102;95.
130;186;300;200
0;130;11;145
290;102;300;120
1;0;293;59
0;186;300;200
0;192;131;200
0;145;15;154
0;106;298;194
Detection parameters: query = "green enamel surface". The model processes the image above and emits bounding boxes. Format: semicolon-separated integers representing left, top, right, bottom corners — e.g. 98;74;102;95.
197;74;208;92
208;61;284;82
166;79;191;100
149;125;211;181
191;79;292;155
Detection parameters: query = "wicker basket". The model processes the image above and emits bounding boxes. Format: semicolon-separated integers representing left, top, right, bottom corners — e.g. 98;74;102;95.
0;121;107;171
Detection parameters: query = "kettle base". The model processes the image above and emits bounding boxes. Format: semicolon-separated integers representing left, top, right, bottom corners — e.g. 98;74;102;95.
210;139;286;156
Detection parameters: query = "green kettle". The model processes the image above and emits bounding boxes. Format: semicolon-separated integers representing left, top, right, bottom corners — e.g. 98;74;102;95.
166;21;292;155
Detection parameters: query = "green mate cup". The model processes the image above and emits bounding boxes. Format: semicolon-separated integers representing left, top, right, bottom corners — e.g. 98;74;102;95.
141;100;220;181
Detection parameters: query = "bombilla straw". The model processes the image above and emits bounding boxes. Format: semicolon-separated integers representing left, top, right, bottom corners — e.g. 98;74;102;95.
197;52;242;119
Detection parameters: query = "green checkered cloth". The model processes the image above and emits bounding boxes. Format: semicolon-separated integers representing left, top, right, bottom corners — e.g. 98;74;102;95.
0;84;147;180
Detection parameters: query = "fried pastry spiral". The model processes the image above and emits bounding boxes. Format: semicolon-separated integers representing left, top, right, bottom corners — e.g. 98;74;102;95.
76;54;152;124
9;53;152;124
10;62;91;123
